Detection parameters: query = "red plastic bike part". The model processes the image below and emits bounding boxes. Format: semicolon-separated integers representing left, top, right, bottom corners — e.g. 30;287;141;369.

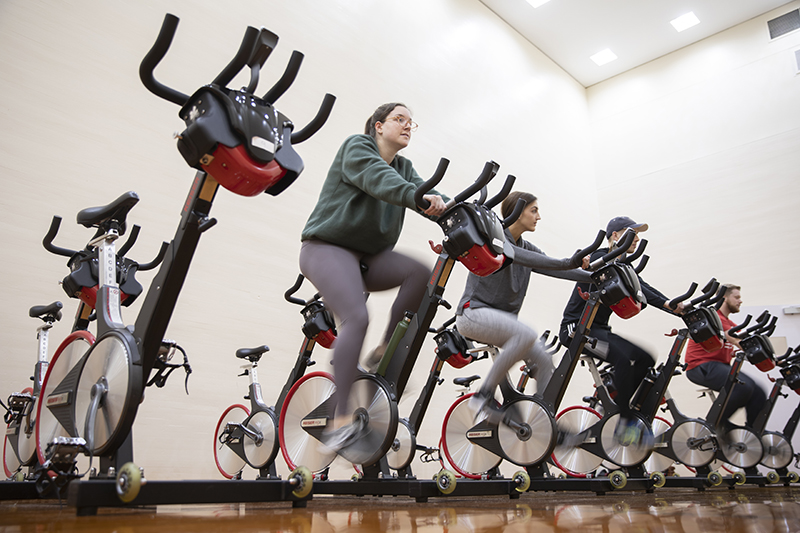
202;145;287;197
446;351;472;369
313;329;336;349
698;336;725;352
79;286;129;310
457;244;503;277
610;296;641;319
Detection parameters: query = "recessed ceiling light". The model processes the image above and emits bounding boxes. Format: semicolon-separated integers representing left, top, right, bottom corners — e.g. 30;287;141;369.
671;12;700;32
525;0;551;8
590;49;618;66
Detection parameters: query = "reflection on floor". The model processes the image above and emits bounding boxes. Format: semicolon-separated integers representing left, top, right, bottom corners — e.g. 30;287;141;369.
2;487;799;532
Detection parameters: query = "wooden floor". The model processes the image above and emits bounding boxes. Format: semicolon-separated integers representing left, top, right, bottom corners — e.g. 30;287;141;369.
2;485;799;532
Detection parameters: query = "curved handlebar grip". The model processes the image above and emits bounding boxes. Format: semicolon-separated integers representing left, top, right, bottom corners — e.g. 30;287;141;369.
623;238;647;264
502;199;527;229
414;158;450;209
212;26;260;88
42;216;76;257
484;174;516;210
139;13;190;106
728;314;753;338
633;254;649;274
263;50;304;105
137;241;169;271
745;310;771;335
451;160;499;206
476;186;488;206
669;282;699;309
762;316;778;337
284;274;307;306
291;93;337;145
575;230;607;269
117;225;141;257
689;280;720;307
589;228;635;269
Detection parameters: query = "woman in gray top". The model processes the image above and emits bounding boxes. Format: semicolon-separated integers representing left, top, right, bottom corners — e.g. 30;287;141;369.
454;191;591;420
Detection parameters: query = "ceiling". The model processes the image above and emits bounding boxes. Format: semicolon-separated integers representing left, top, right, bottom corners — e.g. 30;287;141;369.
478;0;797;87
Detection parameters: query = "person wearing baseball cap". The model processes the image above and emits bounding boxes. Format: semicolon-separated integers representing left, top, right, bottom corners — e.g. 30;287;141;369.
559;216;684;448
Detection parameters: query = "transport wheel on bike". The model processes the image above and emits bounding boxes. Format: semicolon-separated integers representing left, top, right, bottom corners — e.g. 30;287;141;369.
279;371;337;473
213;404;250;478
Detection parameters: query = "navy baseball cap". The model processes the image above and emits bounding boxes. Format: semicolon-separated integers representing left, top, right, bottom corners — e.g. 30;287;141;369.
606;216;648;238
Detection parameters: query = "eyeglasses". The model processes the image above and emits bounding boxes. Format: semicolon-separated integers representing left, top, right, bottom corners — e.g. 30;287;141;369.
383;115;418;131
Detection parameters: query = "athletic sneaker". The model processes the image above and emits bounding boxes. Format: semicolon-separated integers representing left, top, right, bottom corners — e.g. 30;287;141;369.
468;390;502;424
614;418;643;447
322;418;366;452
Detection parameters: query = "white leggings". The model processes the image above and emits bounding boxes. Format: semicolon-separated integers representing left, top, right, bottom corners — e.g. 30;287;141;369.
455;306;554;395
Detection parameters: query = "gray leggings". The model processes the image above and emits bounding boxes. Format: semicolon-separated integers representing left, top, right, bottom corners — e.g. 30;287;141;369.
455;306;554;396
299;239;430;415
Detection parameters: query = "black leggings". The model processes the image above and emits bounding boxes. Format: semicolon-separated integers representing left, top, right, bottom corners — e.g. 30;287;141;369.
299;240;430;416
561;325;655;420
685;361;767;428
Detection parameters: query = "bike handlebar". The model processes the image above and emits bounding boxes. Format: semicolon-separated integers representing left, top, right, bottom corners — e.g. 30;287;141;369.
633;255;649;274
669;282;699;309
501;198;527;229
622;239;647;265
290;93;336;145
284;274;307;306
138;241;170;271
588;228;635;270
449;161;499;208
484;174;515;210
413;158;451;209
212;26;260;88
117;225;140;257
139;14;189;106
42;216;76;257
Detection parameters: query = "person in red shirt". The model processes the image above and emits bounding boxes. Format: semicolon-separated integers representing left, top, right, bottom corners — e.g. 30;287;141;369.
684;284;766;430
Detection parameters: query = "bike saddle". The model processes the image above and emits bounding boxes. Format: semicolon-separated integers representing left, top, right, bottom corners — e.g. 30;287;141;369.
235;345;270;362
453;375;481;388
29;301;63;321
76;191;139;234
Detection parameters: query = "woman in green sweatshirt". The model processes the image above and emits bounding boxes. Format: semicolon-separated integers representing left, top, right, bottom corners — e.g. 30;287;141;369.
299;103;447;452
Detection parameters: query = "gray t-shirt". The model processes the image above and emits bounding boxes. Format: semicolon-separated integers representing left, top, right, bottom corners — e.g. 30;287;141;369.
457;231;592;316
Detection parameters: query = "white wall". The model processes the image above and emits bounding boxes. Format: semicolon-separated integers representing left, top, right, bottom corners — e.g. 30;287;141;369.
0;0;596;481
2;0;797;482
579;2;800;445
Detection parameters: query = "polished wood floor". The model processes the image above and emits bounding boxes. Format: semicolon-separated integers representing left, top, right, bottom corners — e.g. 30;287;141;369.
2;486;799;532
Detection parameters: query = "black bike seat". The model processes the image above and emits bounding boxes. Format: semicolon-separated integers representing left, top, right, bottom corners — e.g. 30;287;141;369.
453;375;481;387
235;345;270;362
76;191;139;232
29;301;63;322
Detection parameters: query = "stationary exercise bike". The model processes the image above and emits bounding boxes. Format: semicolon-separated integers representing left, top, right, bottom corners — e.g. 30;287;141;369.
32;12;334;506
279;160;527;495
213;274;338;479
440;230;639;489
554;279;727;487
650;311;778;487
